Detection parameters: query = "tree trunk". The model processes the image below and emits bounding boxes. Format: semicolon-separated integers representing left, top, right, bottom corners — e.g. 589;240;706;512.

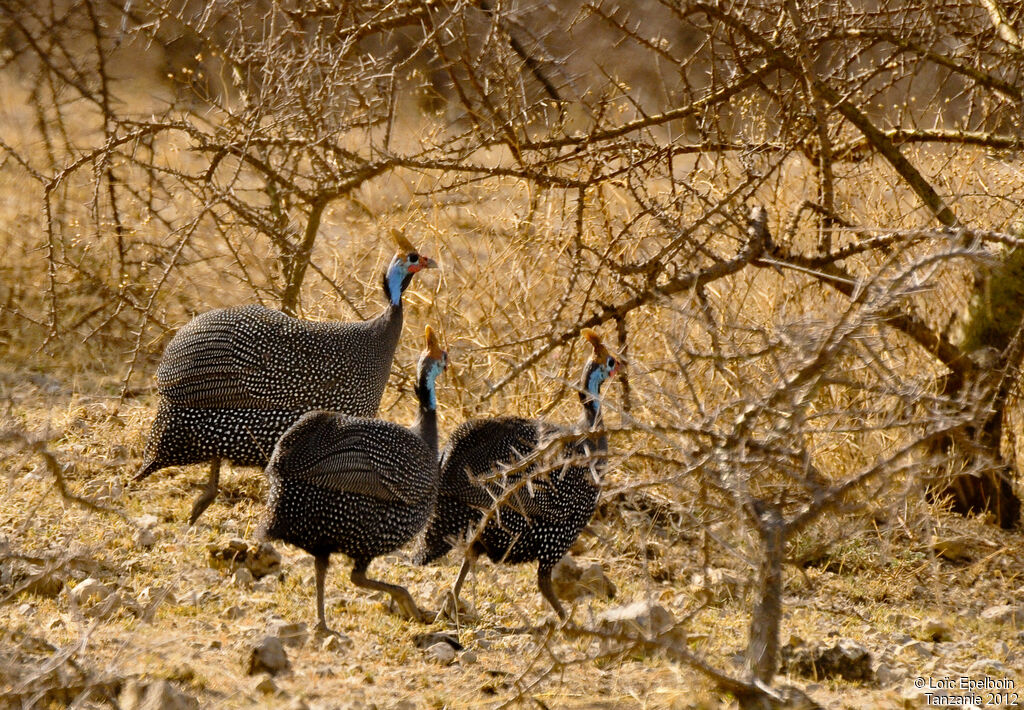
746;502;785;683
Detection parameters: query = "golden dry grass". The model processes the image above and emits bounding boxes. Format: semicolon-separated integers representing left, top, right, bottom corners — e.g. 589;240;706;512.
3;28;1024;710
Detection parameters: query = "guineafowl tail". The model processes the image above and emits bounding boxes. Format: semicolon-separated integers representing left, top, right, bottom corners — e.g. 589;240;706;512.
414;524;454;565
414;497;481;565
135;401;173;481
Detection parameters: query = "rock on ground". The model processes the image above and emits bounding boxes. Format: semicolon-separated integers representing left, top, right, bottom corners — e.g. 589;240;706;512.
595;600;683;645
246;636;290;676
551;555;616;601
119;679;199;710
981;605;1024;625
424;642;457;665
208;539;282;579
780;638;874;683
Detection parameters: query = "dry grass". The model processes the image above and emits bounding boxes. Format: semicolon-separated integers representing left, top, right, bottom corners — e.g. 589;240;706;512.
3;376;1024;708
3;7;1024;707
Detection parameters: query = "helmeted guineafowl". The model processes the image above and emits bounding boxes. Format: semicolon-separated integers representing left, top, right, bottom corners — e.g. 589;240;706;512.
136;231;438;525
260;326;447;633
417;328;619;619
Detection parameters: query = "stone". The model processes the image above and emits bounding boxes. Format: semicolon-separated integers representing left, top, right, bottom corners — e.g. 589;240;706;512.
424;641;457;665
246;636;290;676
873;661;905;687
69;577;112;606
551;555;616;601
781;638;874;682
119;679;199;710
413;632;463;651
460;650;478;665
253;676;277;695
266;618;308;648
897;640;932;660
221;605;246;620
980;605;1024;625
968;658;1007;675
231;568;254;587
921;617;953;642
137;514;160;530
321;633;352;652
596;600;677;639
136;528;157;548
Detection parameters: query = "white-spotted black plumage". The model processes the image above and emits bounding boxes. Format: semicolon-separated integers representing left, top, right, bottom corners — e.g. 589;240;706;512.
417;329;618;619
261;327;447;633
135;238;437;525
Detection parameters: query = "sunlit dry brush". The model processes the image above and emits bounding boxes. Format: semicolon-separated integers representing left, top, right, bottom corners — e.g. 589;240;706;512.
2;0;1024;707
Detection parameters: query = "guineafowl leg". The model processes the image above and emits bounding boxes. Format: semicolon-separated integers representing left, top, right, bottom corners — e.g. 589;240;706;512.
537;565;567;620
188;457;221;526
451;542;482;601
350;561;427;623
314;554;336;635
439;543;481;621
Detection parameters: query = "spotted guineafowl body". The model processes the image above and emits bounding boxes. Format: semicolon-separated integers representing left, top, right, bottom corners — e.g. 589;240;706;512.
138;304;401;478
262;413;437;561
135;235;437;525
260;327;447;632
418;329;618;619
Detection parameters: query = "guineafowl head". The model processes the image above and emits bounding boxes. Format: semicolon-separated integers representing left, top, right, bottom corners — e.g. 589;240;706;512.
384;230;438;306
415;325;448;410
579;328;620;413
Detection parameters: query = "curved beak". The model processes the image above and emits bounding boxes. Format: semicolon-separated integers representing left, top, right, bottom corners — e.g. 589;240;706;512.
421;256;439;270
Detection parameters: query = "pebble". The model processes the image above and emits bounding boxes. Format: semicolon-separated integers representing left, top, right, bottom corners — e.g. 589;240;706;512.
246;636;290;676
321;633;352;652
70;578;112;606
981;605;1024;625
119;679;199;710
921;618;953;642
231;568;254;587
266;619;308;648
424;642;456;665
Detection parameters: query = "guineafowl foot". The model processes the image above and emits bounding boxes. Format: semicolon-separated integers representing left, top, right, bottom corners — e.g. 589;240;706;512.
314;621;341;638
187;457;221;526
435;590;477;624
351;567;428;623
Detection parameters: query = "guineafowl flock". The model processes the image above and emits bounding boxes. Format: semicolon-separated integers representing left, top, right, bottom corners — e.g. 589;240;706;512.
136;230;620;631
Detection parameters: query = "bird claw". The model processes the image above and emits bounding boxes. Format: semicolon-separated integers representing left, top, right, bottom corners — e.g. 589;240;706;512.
387;596;429;624
315;621;340;638
435;591;478;623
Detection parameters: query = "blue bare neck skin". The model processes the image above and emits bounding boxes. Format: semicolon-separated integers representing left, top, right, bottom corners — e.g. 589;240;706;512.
384;258;409;307
413;361;443;459
579;363;609;456
581;365;606;428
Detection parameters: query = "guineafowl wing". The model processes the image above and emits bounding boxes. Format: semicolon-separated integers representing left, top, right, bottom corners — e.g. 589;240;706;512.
158;305;377;411
281;419;423;506
441;417;550;519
